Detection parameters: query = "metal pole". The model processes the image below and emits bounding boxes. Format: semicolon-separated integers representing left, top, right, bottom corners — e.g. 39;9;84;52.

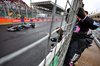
30;0;32;7
3;4;7;18
26;7;28;19
32;7;33;18
52;0;68;65
18;1;21;19
43;0;57;66
30;0;33;18
5;0;10;19
27;8;29;19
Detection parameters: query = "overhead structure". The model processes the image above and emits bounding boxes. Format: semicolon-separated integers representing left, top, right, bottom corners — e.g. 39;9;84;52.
89;13;100;18
31;1;64;14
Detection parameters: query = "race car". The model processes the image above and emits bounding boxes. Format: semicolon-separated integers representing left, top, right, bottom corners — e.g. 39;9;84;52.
7;25;22;31
22;23;35;28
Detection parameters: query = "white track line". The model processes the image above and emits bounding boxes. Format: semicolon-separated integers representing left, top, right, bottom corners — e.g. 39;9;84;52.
0;25;65;65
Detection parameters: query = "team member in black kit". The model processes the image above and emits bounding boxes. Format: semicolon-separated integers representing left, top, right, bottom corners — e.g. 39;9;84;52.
47;27;64;52
64;3;99;66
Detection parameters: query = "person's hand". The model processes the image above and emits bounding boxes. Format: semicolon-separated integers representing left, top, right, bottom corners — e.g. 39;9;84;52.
47;33;49;35
47;33;52;39
50;37;52;39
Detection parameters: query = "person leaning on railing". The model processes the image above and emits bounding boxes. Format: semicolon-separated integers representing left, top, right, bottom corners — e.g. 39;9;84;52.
64;3;99;66
47;27;64;52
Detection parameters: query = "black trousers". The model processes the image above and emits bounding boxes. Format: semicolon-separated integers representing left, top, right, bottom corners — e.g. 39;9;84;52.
64;39;87;66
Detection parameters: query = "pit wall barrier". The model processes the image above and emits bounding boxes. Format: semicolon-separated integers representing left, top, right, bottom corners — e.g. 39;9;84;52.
94;37;100;48
0;19;62;25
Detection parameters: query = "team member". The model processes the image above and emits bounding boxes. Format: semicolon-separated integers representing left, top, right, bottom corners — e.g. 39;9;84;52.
50;27;64;42
47;27;64;52
64;3;99;66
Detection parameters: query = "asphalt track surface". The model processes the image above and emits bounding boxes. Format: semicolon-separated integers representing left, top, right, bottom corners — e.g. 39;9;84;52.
0;21;100;66
0;21;64;66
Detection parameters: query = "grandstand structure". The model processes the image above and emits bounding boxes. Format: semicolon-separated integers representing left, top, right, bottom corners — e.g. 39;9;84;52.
0;0;64;19
31;1;64;19
89;12;100;27
89;12;100;20
0;0;37;19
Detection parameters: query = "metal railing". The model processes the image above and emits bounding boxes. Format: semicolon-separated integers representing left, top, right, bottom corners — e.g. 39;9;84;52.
94;37;100;48
39;0;83;66
92;30;100;48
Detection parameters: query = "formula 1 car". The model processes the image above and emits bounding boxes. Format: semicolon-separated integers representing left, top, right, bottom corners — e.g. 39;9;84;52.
22;23;35;28
7;25;22;31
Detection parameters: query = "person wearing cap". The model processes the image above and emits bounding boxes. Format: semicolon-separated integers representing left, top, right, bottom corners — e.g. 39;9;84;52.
47;27;64;52
50;27;64;42
50;44;54;52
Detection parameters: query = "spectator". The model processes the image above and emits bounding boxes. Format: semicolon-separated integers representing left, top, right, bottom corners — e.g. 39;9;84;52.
49;27;64;42
50;44;54;52
20;15;24;19
47;27;64;52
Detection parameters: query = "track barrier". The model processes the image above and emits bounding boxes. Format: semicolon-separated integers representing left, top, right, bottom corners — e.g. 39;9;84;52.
0;18;62;25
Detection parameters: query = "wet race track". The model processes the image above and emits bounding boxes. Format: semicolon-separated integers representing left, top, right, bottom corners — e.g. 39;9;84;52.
0;21;64;66
0;21;100;66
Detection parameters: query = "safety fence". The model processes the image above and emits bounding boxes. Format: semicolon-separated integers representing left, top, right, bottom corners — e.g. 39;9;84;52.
0;18;62;25
39;0;83;66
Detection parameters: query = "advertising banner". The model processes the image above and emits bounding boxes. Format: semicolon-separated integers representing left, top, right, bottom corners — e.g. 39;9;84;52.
31;19;33;22
24;19;31;22
33;19;37;22
12;19;21;23
44;19;46;21
0;19;12;24
53;19;56;21
39;19;43;22
21;19;24;22
48;19;50;21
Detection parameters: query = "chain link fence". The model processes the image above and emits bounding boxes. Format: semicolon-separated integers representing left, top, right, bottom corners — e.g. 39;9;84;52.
39;0;83;66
